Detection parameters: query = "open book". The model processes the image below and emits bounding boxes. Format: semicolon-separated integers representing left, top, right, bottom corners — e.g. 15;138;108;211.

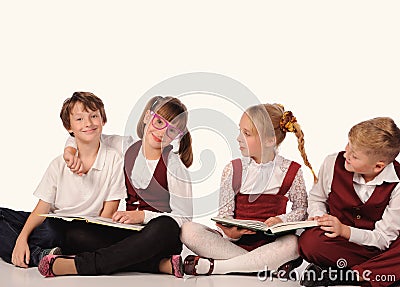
39;214;144;231
211;217;318;236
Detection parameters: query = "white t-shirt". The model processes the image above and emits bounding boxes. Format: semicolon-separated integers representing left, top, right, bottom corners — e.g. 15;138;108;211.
34;141;127;217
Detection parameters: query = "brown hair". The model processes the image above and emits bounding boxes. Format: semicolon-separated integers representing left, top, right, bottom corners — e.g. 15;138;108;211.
348;117;400;163
60;91;107;136
136;96;193;167
246;103;318;183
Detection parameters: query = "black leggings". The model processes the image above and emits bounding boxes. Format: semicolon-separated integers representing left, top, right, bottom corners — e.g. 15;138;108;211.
71;216;182;275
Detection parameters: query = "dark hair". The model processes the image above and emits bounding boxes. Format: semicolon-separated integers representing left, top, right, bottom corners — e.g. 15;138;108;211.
60;91;107;136
136;96;193;167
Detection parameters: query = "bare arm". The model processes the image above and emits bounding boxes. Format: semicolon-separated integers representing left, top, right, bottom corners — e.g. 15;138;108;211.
12;200;51;268
100;200;120;218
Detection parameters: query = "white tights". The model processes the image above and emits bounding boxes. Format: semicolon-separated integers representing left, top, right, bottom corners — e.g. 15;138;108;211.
180;222;299;275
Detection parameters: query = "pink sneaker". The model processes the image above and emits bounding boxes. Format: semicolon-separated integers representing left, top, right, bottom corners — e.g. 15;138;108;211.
170;255;184;278
38;254;74;277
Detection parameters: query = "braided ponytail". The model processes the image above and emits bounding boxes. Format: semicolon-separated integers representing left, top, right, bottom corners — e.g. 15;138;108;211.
275;105;318;183
261;104;318;183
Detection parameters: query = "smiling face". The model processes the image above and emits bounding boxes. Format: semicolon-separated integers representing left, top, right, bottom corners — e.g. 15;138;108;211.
343;141;385;182
237;113;263;163
68;102;104;144
142;110;175;151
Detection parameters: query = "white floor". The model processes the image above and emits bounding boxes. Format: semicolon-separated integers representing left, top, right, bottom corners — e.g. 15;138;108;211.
0;257;308;287
1;257;364;287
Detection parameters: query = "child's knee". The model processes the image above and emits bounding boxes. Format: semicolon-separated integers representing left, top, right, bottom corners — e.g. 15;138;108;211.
148;216;180;236
298;231;328;262
180;222;203;245
279;234;299;257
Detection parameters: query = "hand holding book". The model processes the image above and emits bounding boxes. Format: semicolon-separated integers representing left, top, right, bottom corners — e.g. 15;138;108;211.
112;210;145;225
264;216;283;227
39;214;144;231
215;223;256;239
212;217;318;236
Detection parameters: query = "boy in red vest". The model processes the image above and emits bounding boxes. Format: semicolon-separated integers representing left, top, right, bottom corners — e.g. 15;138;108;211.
299;117;400;287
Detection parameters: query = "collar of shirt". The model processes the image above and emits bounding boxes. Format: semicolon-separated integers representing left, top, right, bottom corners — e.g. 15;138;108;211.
242;156;276;169
240;156;279;195
90;141;107;171
353;162;400;186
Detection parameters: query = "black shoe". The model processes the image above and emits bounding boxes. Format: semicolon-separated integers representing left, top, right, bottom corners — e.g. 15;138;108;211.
300;263;359;286
274;257;303;280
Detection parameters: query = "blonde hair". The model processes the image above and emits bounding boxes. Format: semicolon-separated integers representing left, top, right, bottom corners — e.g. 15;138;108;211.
245;103;318;183
348;117;400;163
136;96;193;167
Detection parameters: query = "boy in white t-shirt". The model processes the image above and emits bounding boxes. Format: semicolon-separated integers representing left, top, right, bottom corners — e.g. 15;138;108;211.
0;92;126;268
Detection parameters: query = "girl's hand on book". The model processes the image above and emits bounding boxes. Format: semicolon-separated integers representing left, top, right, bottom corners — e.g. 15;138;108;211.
264;216;283;227
216;223;256;239
308;216;321;221
112;210;145;224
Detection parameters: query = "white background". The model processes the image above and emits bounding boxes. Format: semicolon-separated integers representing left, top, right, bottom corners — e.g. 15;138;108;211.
1;1;399;221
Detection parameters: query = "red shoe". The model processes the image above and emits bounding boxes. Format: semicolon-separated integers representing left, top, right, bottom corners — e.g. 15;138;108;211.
38;255;74;278
183;255;214;276
170;255;184;278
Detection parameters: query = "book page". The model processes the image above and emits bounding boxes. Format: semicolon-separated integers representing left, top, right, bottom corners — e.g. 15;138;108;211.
39;214;144;231
38;214;86;222
270;220;318;234
87;216;144;231
211;217;269;232
212;217;319;235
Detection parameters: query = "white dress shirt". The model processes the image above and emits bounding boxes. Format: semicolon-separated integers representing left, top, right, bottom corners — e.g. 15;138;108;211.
308;152;400;250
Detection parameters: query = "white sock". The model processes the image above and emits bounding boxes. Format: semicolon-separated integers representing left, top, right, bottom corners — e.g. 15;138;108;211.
196;258;213;274
212;234;299;274
181;222;299;275
181;222;247;259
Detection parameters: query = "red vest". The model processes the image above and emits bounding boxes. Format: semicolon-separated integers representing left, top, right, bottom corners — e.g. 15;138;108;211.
231;158;301;251
327;151;400;230
124;140;172;213
232;158;301;221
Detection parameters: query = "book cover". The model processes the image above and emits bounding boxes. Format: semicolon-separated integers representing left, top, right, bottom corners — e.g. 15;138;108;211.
211;217;318;235
39;214;144;231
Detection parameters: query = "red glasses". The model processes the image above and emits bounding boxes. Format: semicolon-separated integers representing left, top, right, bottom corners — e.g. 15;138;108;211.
150;111;184;140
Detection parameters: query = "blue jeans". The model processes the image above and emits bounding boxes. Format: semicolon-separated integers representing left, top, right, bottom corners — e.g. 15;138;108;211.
0;207;63;267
